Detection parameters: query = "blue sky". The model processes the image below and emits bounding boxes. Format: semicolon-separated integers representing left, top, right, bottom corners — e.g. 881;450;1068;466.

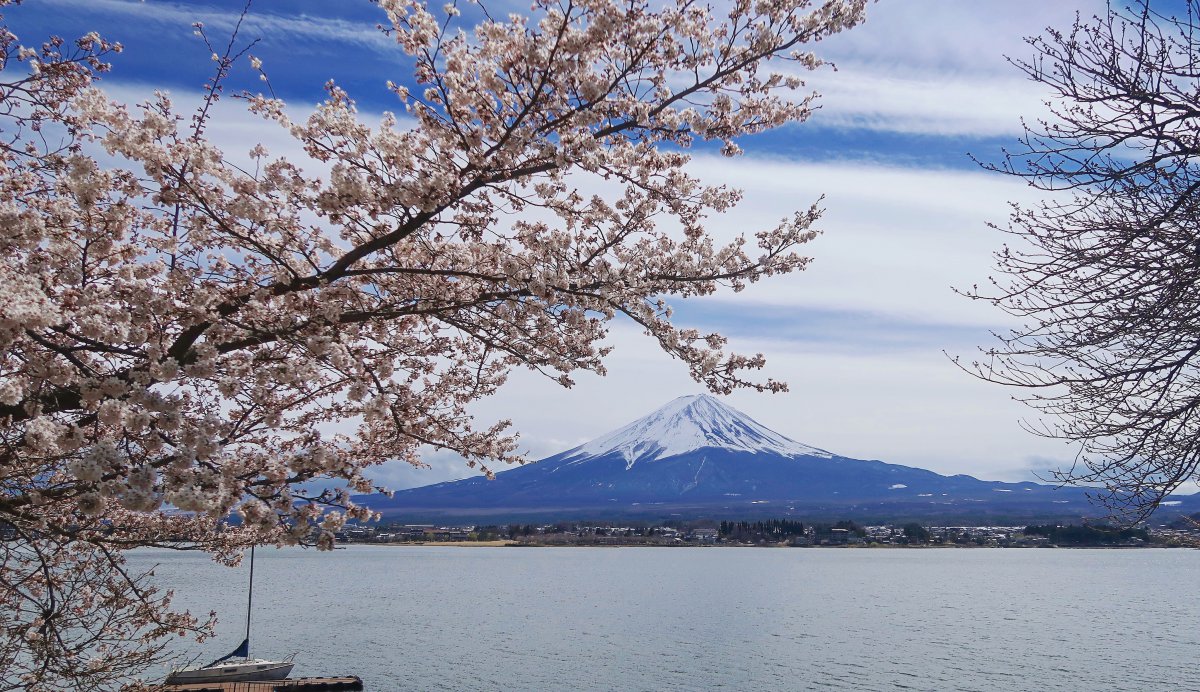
18;0;1146;489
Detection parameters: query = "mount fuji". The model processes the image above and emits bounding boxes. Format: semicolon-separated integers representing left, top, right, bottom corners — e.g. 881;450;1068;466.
363;394;1198;522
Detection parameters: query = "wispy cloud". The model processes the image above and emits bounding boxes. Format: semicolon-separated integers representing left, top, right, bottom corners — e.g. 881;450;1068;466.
820;0;1104;75
793;0;1107;139
679;153;1048;328
670;302;987;355
39;0;397;52
806;67;1048;137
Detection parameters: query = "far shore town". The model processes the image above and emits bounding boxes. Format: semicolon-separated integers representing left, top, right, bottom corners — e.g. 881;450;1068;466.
334;519;1200;548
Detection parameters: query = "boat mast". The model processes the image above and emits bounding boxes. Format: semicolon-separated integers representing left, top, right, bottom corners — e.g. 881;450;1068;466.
245;544;254;659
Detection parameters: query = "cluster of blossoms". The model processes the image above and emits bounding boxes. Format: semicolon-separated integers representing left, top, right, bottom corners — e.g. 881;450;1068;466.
0;0;866;688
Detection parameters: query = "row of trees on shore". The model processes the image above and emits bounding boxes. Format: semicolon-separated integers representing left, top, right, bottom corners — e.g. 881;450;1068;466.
347;519;1166;547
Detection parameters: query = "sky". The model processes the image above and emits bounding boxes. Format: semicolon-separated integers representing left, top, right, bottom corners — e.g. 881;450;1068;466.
17;0;1157;490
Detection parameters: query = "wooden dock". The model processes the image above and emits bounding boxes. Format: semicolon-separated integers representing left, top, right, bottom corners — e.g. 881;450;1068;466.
161;676;363;692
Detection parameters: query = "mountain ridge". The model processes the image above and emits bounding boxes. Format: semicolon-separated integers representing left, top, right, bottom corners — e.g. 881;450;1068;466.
360;395;1200;522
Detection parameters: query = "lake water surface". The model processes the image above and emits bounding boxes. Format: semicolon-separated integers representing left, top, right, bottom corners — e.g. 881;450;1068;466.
131;546;1200;691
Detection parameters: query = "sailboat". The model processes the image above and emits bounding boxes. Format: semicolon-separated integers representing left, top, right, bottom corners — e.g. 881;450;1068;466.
164;546;296;685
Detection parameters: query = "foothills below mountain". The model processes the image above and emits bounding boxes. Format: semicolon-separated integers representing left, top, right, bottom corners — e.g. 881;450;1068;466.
362;395;1200;523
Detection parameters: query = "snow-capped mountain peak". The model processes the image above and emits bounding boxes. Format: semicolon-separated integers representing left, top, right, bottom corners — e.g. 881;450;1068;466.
561;394;832;467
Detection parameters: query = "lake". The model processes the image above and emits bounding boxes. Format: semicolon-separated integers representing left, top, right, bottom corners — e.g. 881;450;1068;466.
131;546;1200;691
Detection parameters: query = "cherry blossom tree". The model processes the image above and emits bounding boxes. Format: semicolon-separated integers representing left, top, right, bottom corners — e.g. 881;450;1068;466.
0;0;867;687
969;1;1200;522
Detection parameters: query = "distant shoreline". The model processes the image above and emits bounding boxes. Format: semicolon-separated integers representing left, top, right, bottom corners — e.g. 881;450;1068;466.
369;540;1185;549
385;540;516;547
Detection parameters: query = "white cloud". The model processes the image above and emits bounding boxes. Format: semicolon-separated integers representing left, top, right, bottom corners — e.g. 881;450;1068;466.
680;153;1052;329
794;0;1109;138
822;1;1102;74
807;68;1048;137
39;0;396;52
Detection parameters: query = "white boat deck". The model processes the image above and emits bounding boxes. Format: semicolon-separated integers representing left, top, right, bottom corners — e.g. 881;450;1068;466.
162;675;363;691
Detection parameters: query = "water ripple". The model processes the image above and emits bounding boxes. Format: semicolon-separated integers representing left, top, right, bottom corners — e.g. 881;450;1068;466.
129;546;1200;691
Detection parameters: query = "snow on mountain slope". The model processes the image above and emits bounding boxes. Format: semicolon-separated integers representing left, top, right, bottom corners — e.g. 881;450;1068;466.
558;394;832;468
